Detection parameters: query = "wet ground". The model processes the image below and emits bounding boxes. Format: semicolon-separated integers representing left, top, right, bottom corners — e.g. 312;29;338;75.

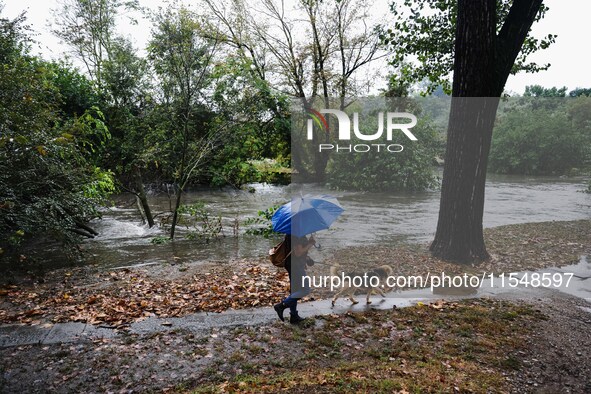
2;256;588;349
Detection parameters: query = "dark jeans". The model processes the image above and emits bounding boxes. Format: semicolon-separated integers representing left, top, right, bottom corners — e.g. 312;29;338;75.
282;260;299;314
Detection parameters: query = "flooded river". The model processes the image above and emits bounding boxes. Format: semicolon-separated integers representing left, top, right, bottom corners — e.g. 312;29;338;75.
67;174;591;270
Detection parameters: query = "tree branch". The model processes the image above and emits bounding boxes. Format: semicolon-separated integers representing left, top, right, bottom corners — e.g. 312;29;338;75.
495;0;544;95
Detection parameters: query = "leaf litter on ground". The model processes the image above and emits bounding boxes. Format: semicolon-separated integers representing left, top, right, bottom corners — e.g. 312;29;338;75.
0;220;589;327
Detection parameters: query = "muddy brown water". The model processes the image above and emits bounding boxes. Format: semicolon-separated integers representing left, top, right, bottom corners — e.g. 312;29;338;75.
35;174;591;270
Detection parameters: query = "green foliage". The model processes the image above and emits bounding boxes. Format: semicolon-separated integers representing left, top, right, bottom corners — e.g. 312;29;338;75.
148;7;212;109
383;0;556;94
51;0;140;88
524;85;567;97
570;88;591;98
0;11;113;260
208;56;291;187
45;60;100;116
150;236;171;245
52;0;154;189
251;160;291;185
147;5;225;238
102;37;150;107
147;5;220;184
489;98;591;175
244;205;281;238
83;167;116;199
178;202;223;242
210;158;260;188
326;103;440;192
99;36;154;181
63;106;111;157
0;5;29;64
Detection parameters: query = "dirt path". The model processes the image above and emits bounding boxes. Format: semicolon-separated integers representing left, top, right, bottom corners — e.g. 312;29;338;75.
508;295;591;393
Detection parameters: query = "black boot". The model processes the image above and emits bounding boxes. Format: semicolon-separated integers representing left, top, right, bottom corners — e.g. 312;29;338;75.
289;311;305;325
274;303;287;321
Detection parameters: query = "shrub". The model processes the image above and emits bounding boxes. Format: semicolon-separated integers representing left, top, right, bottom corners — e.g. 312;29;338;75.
327;116;440;191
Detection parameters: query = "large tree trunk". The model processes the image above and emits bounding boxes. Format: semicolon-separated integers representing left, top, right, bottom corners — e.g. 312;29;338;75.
430;98;499;263
430;0;543;263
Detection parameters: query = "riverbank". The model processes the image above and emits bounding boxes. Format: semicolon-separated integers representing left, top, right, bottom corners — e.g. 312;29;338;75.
1;220;589;327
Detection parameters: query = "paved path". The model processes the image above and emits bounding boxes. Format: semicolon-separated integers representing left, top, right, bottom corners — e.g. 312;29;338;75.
0;294;425;348
2;256;589;348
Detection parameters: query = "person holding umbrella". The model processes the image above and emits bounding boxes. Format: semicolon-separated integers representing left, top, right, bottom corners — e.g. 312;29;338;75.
271;195;344;324
273;234;316;324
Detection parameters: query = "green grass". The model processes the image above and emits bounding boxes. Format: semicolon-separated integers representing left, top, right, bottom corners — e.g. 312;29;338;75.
187;299;544;393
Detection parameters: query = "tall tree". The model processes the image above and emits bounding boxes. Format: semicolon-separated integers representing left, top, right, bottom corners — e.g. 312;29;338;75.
51;0;139;91
204;0;386;180
148;5;226;239
102;37;156;227
570;88;591;97
52;0;158;228
428;0;545;263
384;0;554;95
524;84;567;97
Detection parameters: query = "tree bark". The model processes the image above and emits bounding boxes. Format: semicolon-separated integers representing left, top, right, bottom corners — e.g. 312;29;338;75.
430;98;499;263
133;166;155;228
170;111;190;240
305;2;331;183
170;184;183;240
430;0;543;263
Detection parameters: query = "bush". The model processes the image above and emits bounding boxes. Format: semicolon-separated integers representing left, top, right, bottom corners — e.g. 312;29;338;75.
327;116;440;192
244;205;281;238
177;202;224;242
0;15;112;261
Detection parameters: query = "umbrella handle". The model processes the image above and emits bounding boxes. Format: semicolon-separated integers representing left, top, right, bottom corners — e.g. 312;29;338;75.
309;233;321;249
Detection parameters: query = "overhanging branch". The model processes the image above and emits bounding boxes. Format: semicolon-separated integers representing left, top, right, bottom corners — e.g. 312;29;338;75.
495;0;544;95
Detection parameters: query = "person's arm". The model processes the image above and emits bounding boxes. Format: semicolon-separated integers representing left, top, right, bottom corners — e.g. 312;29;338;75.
293;236;315;257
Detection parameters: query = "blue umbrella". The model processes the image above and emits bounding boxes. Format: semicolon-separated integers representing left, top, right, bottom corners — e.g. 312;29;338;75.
271;195;344;236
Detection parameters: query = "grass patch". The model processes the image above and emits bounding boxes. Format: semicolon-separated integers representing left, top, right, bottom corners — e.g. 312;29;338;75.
188;299;543;393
